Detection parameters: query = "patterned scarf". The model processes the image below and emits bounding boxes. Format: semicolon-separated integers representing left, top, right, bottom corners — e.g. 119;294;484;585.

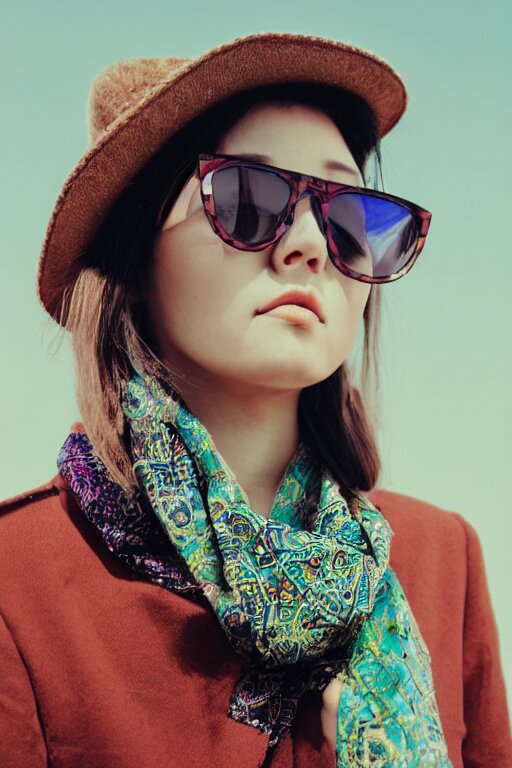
57;372;452;767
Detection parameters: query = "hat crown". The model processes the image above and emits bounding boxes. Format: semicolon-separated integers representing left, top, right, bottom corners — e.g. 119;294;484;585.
87;56;191;144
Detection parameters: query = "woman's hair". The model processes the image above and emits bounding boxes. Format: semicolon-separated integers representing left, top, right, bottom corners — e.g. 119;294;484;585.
61;82;383;502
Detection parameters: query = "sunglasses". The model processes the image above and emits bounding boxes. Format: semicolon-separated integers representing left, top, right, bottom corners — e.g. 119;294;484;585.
197;153;432;284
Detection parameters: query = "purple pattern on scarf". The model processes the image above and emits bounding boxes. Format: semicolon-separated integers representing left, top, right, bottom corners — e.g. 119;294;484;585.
58;432;202;595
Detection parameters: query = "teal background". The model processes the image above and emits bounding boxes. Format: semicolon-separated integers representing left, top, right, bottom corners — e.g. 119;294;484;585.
1;1;511;710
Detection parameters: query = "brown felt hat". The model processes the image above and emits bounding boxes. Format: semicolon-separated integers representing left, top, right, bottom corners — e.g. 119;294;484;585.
37;31;408;324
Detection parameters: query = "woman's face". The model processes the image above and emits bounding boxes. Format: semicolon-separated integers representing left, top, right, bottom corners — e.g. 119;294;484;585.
148;103;371;396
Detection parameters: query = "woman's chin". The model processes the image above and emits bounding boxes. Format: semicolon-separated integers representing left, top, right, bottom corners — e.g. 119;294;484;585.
157;343;341;396
219;359;338;393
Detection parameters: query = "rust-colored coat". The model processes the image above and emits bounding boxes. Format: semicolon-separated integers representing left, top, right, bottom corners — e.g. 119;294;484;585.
0;473;510;768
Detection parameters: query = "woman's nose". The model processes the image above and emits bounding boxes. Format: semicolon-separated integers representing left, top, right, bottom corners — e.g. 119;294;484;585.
270;193;329;275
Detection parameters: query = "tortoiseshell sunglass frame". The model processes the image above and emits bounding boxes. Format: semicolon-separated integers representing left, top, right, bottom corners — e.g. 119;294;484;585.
197;153;432;284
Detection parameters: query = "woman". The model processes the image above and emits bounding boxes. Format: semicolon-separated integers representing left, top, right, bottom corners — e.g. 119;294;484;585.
0;32;510;768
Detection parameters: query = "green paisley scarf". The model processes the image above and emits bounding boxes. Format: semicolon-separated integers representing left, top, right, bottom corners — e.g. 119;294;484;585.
121;372;452;767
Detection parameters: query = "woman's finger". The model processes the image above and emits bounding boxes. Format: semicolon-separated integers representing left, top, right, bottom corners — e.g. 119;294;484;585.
320;676;343;758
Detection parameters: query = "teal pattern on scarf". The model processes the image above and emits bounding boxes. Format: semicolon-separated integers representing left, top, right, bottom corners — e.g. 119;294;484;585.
122;372;452;767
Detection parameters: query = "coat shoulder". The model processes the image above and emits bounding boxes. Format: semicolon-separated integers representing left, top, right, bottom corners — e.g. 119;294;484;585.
0;475;70;552
0;475;73;585
367;487;474;548
0;475;64;516
368;486;456;518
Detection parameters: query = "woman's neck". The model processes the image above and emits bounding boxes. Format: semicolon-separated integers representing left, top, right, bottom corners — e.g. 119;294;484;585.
178;380;300;519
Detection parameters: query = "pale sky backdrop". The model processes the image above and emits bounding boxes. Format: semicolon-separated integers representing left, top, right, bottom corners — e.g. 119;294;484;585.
2;1;511;706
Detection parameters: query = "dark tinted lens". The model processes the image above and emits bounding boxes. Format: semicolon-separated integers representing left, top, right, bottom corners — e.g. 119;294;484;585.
211;166;291;244
328;193;419;278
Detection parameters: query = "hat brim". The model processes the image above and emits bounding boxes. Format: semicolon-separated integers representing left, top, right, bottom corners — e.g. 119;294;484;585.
37;31;407;324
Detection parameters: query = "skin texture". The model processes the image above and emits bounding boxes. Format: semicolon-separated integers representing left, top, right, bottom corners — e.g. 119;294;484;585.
148;104;372;762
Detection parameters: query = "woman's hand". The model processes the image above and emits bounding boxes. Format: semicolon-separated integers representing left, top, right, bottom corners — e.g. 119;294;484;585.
320;676;343;763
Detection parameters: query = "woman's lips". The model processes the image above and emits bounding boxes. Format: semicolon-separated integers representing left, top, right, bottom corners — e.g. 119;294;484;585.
256;290;325;326
261;304;320;328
